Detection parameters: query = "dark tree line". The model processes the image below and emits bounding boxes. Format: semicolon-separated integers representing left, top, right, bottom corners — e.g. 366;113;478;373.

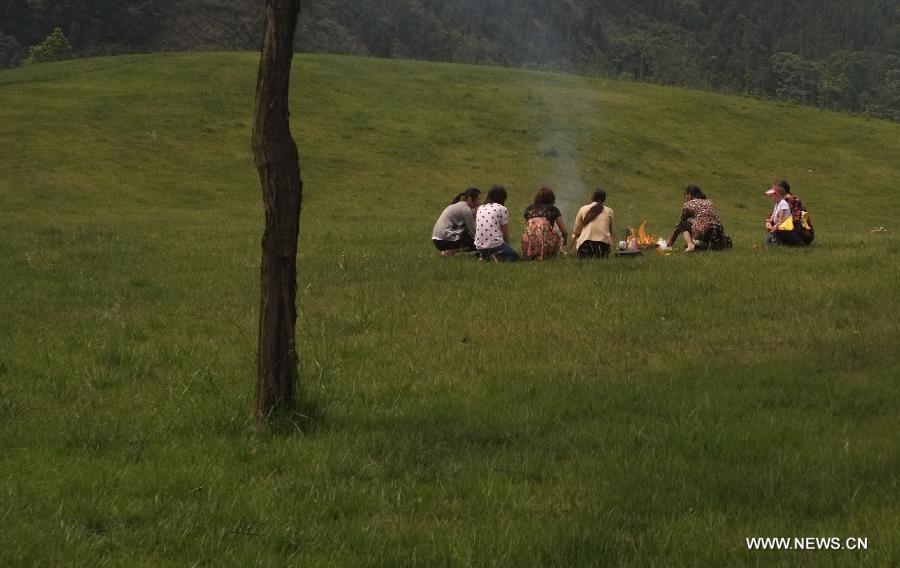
3;0;899;119
1;0;163;65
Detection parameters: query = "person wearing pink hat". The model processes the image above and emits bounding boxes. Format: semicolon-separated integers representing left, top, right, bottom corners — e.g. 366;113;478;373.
777;180;815;245
764;184;802;246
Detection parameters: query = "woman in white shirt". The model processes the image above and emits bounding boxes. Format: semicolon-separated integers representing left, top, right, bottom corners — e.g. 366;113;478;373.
764;184;801;246
474;185;520;262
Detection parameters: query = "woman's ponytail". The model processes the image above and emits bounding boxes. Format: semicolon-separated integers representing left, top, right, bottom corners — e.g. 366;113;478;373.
582;188;607;225
452;187;481;204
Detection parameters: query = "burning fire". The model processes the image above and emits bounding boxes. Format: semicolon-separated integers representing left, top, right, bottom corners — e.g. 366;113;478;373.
627;221;658;247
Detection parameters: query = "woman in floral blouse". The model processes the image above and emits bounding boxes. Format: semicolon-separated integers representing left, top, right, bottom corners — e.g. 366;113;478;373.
520;187;569;260
667;185;730;251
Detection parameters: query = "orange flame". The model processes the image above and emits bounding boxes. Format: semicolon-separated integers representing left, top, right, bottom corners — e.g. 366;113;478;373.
627;221;658;247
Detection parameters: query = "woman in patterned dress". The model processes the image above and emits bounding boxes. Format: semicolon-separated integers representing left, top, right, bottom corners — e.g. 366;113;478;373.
667;185;729;252
520;187;569;260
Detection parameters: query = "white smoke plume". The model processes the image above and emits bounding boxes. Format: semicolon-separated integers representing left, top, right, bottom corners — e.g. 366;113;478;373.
527;73;600;221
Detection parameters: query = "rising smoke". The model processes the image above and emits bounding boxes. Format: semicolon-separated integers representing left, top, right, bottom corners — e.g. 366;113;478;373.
527;72;601;220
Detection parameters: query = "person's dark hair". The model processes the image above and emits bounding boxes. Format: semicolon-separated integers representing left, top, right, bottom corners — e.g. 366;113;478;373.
451;187;481;204
776;179;791;195
685;185;707;200
582;188;607;225
486;185;507;205
534;186;555;205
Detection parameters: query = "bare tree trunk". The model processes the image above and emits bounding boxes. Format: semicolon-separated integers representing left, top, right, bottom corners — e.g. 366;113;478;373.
252;0;302;422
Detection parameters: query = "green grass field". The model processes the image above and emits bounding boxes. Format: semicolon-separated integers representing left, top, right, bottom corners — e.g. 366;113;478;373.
1;52;899;566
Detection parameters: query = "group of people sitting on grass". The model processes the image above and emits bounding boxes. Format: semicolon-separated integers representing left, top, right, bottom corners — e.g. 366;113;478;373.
431;180;814;261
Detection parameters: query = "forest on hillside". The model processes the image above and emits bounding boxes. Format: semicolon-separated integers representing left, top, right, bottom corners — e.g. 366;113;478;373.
2;0;899;120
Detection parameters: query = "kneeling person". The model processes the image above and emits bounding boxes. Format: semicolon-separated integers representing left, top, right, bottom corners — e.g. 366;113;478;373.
432;187;481;255
668;185;730;251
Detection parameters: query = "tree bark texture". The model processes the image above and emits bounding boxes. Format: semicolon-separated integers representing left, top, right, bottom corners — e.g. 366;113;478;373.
252;0;302;422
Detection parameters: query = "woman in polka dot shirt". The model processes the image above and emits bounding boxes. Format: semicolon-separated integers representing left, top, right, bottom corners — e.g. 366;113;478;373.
474;185;520;262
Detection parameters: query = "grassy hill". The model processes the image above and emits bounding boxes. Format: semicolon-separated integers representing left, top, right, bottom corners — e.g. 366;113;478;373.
1;53;899;566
